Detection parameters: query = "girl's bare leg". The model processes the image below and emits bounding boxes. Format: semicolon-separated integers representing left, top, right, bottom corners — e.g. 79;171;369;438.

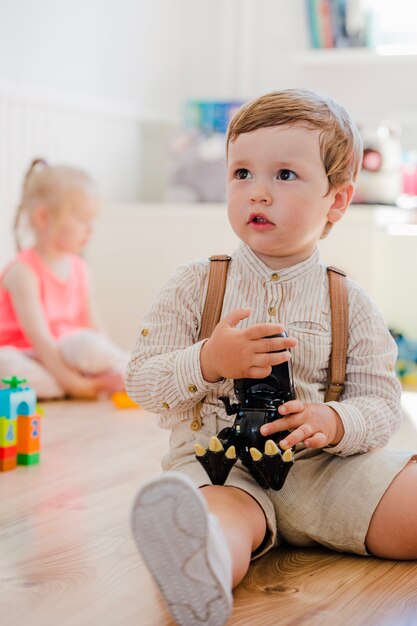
365;458;417;559
201;484;267;587
0;346;64;399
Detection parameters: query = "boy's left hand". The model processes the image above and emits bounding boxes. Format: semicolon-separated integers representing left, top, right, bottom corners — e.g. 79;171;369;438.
260;400;344;449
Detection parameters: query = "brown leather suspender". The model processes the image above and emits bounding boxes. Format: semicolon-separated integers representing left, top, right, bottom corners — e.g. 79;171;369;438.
325;266;348;402
199;255;232;341
199;255;348;403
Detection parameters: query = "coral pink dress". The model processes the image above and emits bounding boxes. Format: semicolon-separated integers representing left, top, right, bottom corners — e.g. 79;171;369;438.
0;248;90;349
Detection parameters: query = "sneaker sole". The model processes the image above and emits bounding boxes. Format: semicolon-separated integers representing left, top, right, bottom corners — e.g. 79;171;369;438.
131;473;231;626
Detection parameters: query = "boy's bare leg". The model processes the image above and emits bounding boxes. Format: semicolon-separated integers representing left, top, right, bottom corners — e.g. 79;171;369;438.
201;484;267;587
365;458;417;559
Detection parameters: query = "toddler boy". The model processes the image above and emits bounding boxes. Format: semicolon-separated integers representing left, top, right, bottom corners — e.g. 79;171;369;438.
126;90;416;626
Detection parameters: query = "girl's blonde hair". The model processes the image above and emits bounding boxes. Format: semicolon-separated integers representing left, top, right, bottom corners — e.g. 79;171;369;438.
227;89;363;191
14;159;95;250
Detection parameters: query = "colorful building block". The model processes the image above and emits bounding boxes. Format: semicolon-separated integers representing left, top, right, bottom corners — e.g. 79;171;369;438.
17;413;41;455
111;391;141;409
0;445;17;459
17;452;40;465
0;416;17;447
0;385;36;421
0;456;17;471
0;377;41;472
0;416;18;469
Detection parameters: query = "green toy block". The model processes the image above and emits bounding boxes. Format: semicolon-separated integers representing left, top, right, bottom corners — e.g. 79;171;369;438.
17;452;40;465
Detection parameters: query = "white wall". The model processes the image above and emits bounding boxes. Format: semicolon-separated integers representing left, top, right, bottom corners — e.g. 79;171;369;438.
0;0;189;116
0;0;251;117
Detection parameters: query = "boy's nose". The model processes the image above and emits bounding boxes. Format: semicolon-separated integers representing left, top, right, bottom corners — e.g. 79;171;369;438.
250;187;272;205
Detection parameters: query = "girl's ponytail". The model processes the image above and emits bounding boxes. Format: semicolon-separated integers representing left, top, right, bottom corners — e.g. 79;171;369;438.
14;158;48;251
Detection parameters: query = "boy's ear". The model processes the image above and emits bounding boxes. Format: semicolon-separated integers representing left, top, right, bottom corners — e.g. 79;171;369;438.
327;183;354;224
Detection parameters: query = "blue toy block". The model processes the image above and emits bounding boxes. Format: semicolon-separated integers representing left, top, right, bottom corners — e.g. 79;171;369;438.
0;378;37;420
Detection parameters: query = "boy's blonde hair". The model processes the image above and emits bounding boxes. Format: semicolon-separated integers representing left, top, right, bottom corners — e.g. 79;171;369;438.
14;159;95;250
227;88;363;194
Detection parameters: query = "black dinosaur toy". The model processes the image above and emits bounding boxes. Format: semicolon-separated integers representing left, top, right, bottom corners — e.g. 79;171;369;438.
195;333;295;491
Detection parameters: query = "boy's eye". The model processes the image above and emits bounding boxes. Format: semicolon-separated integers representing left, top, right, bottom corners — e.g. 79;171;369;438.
277;169;297;181
235;168;251;180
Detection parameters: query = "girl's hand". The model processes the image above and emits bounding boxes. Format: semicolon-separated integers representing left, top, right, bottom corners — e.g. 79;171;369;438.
90;370;125;394
67;371;124;399
200;308;297;382
260;400;345;449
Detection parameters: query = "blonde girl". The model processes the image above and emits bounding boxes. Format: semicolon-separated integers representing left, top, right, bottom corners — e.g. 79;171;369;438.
0;159;127;399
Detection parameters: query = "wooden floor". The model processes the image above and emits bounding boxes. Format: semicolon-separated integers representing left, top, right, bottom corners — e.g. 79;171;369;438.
1;394;417;626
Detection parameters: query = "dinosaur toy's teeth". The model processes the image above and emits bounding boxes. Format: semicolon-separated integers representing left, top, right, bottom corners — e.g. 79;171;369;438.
265;440;279;456
282;449;294;462
250;447;263;461
225;446;236;459
194;443;206;457
209;436;223;452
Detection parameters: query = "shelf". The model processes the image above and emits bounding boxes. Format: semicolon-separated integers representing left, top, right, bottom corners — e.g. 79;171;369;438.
294;48;417;67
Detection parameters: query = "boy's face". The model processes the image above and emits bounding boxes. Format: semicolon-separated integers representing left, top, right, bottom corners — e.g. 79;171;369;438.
226;124;352;269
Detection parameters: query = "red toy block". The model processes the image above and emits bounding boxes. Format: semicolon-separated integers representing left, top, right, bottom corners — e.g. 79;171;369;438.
0;456;17;471
0;445;17;459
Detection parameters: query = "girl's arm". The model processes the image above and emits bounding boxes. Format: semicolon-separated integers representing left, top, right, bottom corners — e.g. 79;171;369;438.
4;262;113;398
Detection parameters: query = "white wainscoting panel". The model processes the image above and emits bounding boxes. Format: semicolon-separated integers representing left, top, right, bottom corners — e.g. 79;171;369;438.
0;82;144;266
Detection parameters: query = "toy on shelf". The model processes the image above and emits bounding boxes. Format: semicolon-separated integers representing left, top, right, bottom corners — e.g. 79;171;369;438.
111;391;141;409
0;376;41;471
390;330;417;391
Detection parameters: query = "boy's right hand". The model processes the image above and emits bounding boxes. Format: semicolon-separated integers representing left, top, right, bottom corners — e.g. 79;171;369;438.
200;308;297;383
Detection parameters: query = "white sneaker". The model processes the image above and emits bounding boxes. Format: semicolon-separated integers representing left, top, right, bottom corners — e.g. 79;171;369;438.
131;472;233;626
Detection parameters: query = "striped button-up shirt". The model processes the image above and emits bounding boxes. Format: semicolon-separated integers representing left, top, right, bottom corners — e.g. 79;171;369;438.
126;243;402;457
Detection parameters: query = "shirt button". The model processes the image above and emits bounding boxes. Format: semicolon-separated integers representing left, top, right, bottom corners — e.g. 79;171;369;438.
188;384;198;393
190;419;201;431
268;306;277;316
141;328;149;336
271;273;280;281
162;402;170;409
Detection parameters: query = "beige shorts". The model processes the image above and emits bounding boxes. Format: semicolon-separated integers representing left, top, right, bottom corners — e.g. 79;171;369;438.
162;411;415;558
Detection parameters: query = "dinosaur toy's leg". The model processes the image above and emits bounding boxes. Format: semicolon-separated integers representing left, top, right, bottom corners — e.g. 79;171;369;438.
195;437;237;485
249;440;294;490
